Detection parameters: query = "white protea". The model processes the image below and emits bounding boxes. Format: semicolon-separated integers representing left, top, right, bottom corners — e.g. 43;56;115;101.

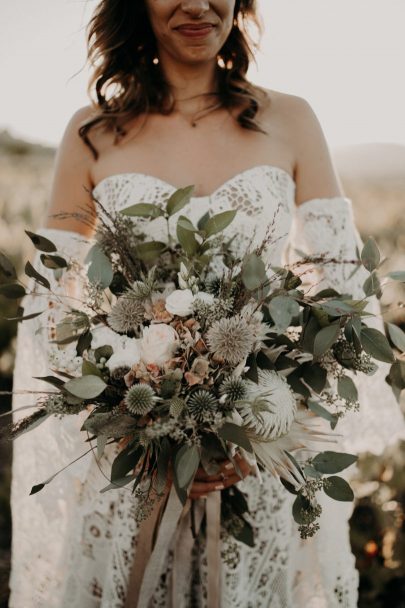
240;302;271;350
206;315;255;365
238;369;297;440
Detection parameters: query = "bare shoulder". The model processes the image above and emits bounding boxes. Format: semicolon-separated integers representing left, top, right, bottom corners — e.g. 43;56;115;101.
258;87;344;205
45;105;98;235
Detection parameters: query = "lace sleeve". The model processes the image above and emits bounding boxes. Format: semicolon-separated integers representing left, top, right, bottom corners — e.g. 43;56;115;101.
9;227;93;608
285;196;405;455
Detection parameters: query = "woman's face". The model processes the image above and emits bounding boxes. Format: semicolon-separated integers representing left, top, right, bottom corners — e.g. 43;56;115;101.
144;1;237;65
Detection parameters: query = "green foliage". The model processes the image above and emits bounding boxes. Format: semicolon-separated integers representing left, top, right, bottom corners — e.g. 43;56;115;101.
218;422;253;453
64;375;106;399
361;237;381;272
85;243;113;288
174;444;200;490
323;475;354;501
313;323;341;357
120;202;164;218
25;230;57;253
360;327;395;363
312;451;358;474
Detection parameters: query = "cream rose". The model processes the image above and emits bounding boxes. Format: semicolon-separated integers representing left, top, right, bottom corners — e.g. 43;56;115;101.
194;291;215;305
165;289;194;317
140;324;179;366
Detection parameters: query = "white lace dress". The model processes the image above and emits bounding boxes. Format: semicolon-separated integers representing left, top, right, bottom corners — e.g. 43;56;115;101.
9;165;405;608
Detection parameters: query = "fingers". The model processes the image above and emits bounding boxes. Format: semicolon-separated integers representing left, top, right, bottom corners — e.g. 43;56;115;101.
189;458;253;499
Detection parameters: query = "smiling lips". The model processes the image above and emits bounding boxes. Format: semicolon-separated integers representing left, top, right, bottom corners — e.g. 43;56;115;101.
176;23;215;38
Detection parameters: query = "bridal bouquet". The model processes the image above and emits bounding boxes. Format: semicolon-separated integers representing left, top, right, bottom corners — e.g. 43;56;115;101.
1;185;405;548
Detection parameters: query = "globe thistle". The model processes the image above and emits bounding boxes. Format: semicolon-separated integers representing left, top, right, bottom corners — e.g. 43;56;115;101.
205;275;222;296
206;315;255;366
239;369;297;440
187;390;218;422
169;397;186;417
219;376;248;405
240;302;271;350
193;297;234;325
124;384;159;416
110;365;131;386
108;296;145;334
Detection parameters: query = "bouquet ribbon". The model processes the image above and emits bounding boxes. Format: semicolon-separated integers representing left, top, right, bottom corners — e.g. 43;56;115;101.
125;486;221;607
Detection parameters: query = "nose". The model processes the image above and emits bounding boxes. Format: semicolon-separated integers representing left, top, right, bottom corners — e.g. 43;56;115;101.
180;0;210;17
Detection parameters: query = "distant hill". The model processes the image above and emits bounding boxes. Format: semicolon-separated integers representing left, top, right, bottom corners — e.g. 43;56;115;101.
0;129;54;157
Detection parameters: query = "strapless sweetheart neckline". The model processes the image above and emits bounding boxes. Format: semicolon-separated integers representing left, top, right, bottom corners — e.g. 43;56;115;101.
92;163;296;201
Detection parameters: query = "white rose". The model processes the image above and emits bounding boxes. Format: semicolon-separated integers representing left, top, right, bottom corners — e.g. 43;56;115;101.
106;337;141;372
91;326;123;351
140;324;179;366
165;289;194;317
194;291;215;305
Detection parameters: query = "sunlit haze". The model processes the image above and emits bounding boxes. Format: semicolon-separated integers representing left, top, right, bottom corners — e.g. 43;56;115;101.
1;0;404;148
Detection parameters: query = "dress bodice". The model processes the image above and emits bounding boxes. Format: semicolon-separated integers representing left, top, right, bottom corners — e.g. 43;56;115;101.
92;164;296;268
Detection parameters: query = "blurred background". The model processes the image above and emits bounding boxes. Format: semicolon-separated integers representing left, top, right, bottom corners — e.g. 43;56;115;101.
0;0;404;606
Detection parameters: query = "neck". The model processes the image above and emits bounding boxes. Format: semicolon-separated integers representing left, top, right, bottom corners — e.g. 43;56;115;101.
158;54;220;114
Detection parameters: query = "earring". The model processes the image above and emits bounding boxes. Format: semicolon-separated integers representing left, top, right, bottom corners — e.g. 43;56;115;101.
152;56;159;65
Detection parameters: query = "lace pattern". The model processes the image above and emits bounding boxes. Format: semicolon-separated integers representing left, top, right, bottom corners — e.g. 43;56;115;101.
10;167;403;607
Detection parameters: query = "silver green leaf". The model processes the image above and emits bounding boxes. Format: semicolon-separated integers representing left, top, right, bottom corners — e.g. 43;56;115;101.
313;324;340;357
360;327;395;363
166;186;194;216
361;237;380;272
204;210;237;238
174;444;200;489
86;244;114;288
323;475;354;501
64;375;106;399
387;323;405;352
312;451;357;474
120;202;164;218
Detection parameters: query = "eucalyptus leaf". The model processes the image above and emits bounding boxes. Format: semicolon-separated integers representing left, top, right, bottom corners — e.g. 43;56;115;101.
5;309;45;322
111;445;143;482
197;211;210;231
269;296;299;332
166;186;194;216
120;202;164;218
323;475;354;501
25;261;51;290
204;210;237;237
307;398;339;429
337;376;358;402
100;475;135;493
0;252;16;280
136;241;166;262
361;237;380;272
64;375;106;399
218;422;253;453
361;327;395;363
176;217;199;232
177;220;199;256
317;300;357;316
0;283;26;299
387;271;405;282
363;270;382;298
82;360;103;378
292;494;316;524
313;324;340;357
25;230;57;253
312;451;357;474
387;323;405;352
86;244;113;288
40;254;68;269
174;444;200;489
242;253;267;291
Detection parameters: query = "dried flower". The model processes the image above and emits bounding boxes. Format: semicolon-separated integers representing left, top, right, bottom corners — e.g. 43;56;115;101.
219;375;248;404
108;296;145;334
206;316;255;366
187;390;218;421
124;384;159;416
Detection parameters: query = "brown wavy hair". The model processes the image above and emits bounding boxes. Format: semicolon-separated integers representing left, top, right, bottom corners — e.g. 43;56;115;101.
79;0;266;159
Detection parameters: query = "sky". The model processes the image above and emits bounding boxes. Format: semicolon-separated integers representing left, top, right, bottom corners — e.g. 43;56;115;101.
0;0;404;149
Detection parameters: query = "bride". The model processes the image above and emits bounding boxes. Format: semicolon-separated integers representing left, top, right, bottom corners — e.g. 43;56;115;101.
9;0;405;606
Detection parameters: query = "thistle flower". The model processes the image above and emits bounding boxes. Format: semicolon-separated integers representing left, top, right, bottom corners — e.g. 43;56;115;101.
240;302;270;350
193;297;234;325
239;369;297;440
187;390;218;421
108;296;145;334
219;376;248;404
124;384;159;416
206;315;255;366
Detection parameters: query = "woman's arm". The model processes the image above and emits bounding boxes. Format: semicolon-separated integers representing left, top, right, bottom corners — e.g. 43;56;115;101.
285;95;345;206
45;105;96;236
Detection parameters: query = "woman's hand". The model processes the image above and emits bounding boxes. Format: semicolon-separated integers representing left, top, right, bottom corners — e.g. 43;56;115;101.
189;454;252;500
